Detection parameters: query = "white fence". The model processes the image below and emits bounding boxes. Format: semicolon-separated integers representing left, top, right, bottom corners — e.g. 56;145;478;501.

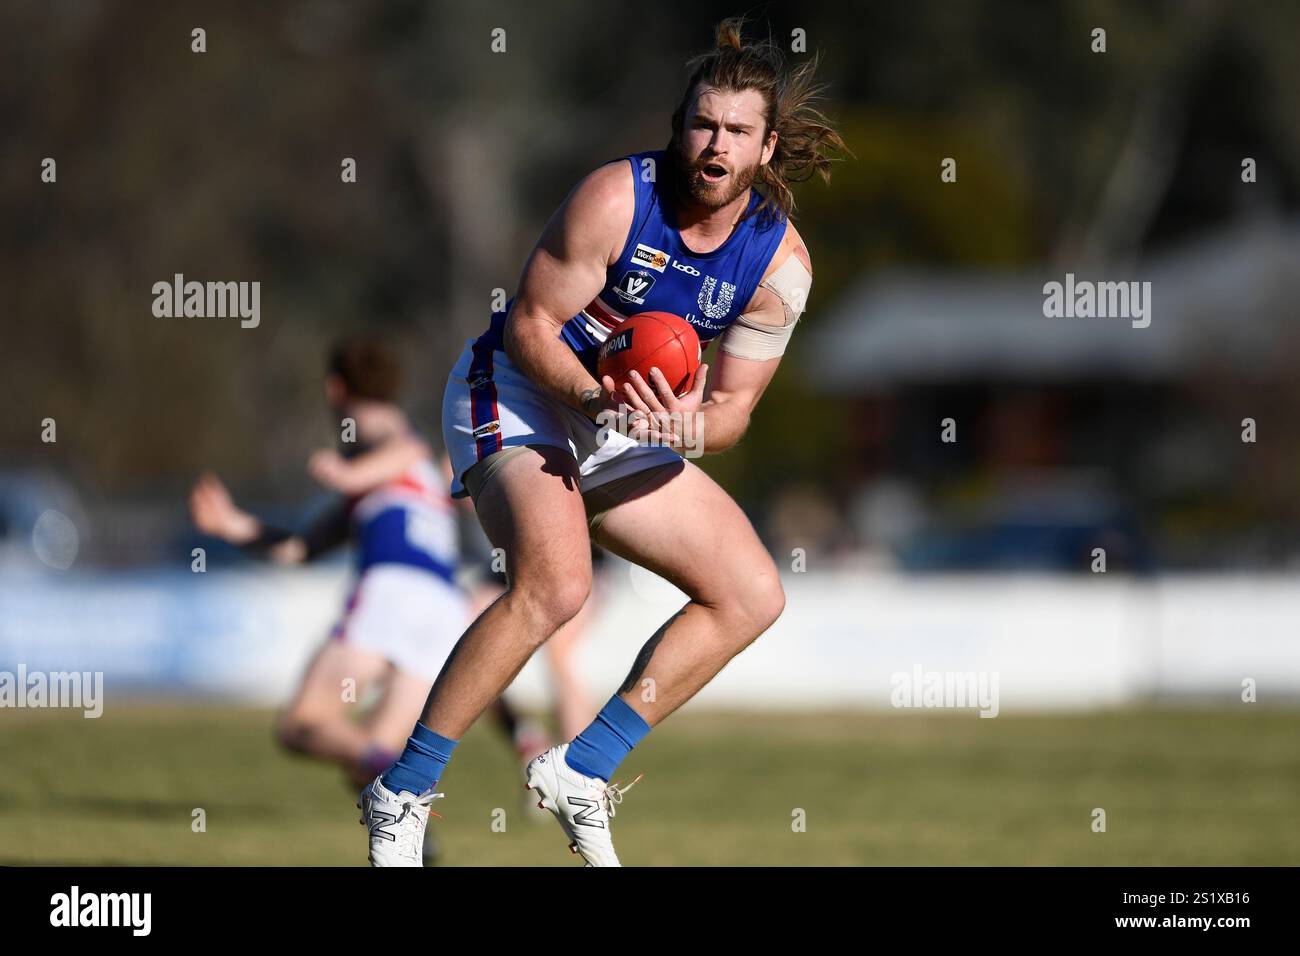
2;563;1297;712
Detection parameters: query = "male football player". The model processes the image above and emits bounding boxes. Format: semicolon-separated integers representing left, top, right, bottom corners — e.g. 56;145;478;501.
362;18;845;866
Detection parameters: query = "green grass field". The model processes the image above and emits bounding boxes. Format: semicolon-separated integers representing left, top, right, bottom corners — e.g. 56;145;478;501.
2;703;1298;865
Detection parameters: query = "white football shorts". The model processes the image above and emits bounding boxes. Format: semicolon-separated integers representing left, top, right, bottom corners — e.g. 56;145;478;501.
332;564;467;682
442;338;681;499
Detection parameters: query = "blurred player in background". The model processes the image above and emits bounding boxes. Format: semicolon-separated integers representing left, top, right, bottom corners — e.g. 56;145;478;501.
361;18;845;866
190;336;561;860
189;337;462;794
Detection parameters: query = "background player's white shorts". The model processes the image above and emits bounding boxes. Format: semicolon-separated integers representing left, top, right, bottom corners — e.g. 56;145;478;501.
443;339;681;498
332;564;466;683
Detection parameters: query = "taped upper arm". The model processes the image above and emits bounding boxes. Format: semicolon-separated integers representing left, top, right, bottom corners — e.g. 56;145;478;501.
718;221;813;360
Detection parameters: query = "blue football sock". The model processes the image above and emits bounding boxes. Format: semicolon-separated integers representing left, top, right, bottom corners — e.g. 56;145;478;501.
565;696;651;781
381;723;458;796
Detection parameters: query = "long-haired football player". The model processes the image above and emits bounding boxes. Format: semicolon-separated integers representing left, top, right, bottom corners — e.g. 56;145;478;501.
361;18;846;866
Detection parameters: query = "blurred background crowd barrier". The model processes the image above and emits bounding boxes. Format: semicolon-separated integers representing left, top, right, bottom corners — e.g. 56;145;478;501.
3;561;1298;709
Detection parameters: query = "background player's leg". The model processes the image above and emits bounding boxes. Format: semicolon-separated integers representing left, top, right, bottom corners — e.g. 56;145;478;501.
277;640;389;769
420;444;594;739
591;460;786;725
361;667;435;756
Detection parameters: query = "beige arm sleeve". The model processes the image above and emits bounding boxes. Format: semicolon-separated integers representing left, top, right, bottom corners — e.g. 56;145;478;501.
718;254;812;360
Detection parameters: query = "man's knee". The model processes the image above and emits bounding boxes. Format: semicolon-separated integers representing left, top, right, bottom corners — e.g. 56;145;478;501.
507;570;592;638
715;561;786;638
757;576;787;631
740;574;786;635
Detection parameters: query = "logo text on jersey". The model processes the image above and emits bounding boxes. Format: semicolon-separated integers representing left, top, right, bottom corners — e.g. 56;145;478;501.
671;259;701;276
632;244;669;273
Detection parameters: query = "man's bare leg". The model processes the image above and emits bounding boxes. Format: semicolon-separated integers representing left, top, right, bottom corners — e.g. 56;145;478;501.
544;594;597;739
420;445;594;737
520;459;785;866
590;459;785;724
376;444;594;802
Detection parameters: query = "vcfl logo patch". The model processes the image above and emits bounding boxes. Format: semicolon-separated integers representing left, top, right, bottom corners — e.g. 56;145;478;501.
614;269;655;306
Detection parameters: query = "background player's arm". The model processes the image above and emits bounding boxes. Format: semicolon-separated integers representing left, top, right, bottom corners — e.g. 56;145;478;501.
503;161;634;417
308;432;430;497
188;473;349;565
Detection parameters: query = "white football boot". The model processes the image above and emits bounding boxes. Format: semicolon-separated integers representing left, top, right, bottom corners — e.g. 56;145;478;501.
524;743;641;867
358;776;443;867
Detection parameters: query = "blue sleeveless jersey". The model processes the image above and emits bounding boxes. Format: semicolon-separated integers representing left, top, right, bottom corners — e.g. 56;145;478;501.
474;149;787;372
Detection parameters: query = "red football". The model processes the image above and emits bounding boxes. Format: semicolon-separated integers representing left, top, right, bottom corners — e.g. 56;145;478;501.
596;311;701;398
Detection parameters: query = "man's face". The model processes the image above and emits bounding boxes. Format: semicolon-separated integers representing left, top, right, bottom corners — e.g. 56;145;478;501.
675;85;777;210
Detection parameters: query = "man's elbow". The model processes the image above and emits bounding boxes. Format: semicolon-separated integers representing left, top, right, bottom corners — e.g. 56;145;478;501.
501;314;525;367
503;312;553;369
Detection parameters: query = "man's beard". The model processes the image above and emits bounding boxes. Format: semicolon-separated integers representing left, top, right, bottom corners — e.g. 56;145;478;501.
672;140;759;210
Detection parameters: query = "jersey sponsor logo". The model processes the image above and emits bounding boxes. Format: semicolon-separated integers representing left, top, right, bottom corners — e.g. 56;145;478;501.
671;259;701;276
698;275;737;320
685;312;726;333
472;420;501;437
614;269;655;306
598;328;633;360
567;795;607;828
632;243;669;273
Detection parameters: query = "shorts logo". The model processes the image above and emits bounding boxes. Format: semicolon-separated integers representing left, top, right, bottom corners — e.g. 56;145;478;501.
671;260;701;277
614;270;655;306
632;244;669;273
598;328;633;360
472;421;501;437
